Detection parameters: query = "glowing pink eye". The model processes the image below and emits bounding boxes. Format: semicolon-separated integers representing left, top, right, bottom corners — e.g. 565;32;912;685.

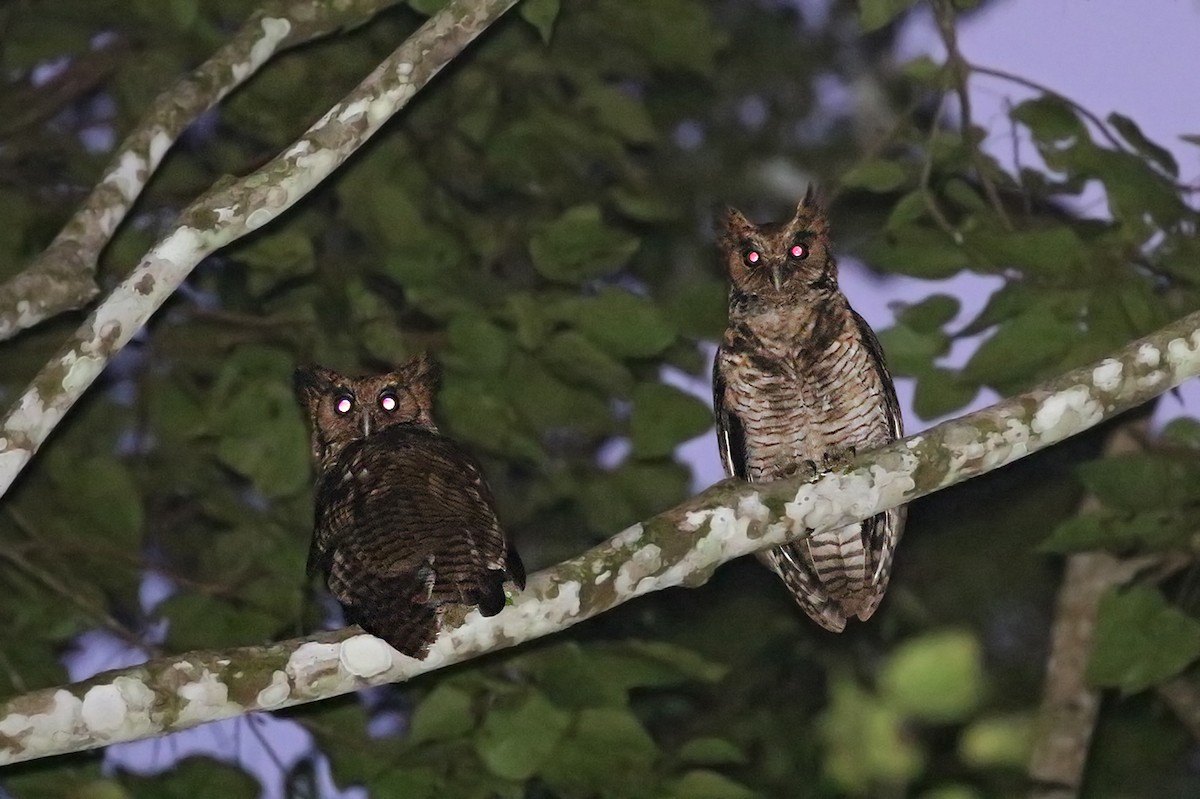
380;392;398;412
743;249;760;266
335;396;353;414
790;243;809;260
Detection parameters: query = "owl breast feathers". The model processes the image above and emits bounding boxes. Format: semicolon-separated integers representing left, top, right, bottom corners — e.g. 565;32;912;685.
295;355;525;658
713;189;906;632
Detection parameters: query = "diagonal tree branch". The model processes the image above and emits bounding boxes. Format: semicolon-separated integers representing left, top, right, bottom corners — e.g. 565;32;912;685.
0;0;412;342
0;0;520;496
3;308;1200;765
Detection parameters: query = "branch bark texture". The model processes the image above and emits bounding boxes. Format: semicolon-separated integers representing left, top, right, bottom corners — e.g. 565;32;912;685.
0;0;519;495
0;0;409;341
4;309;1200;765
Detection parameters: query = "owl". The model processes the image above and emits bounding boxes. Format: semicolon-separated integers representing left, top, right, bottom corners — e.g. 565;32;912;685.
294;354;525;658
713;189;905;632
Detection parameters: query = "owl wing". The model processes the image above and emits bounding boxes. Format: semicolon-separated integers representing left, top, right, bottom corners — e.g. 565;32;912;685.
312;426;523;657
712;346;748;480
847;309;905;620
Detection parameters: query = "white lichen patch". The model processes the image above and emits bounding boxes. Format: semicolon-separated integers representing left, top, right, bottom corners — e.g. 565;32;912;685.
235;17;291;82
737;493;771;525
256;671;291;708
613;544;663;596
286;641;342;690
610;523;645;548
594;571;611;585
337;98;370;123
111;150;150;201
682;509;714;532
80;684;126;733
1166;332;1200;376
1030;385;1103;443
0;689;83;764
147;129;174;168
1092;359;1123;392
397;61;414;77
176;670;238;726
340;634;393;678
1136;342;1161;367
246;208;275;230
426;580;585;669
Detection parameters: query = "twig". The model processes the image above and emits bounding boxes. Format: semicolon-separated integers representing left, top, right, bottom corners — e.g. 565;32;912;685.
932;0;1013;230
0;0;407;341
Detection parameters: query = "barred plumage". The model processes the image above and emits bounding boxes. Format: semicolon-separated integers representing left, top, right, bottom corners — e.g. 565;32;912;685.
713;189;905;632
295;355;525;657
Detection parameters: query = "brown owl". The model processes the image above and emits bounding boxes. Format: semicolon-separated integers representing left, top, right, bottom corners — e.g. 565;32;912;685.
713;188;905;632
294;354;525;658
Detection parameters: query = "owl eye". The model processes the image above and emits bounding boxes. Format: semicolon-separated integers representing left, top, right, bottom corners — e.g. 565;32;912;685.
334;395;354;415
789;242;809;261
742;249;761;267
379;391;399;412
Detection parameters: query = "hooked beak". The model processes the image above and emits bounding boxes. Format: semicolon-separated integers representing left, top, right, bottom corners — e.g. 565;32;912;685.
360;409;372;438
770;264;784;291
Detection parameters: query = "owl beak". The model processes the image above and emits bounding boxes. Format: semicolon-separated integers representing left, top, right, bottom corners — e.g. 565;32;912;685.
360;409;372;438
770;264;785;291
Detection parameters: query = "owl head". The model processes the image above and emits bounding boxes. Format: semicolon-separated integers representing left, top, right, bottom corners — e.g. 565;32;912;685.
294;353;440;471
720;187;836;300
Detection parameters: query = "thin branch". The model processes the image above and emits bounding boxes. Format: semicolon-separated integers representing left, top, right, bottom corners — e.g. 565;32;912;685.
1026;422;1150;799
0;0;521;498
0;0;407;341
932;0;1013;231
4;307;1200;765
969;63;1129;154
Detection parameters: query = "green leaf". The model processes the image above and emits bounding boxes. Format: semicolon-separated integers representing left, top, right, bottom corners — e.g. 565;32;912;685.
569;288;677;358
1040;510;1192;554
875;323;948;376
1108;112;1179;177
841;159;909;192
540;330;634;395
664;278;729;340
475;690;571;780
519;0;560;43
158;594;280;650
857;0;920;32
530;204;640;284
630;382;713;458
966;225;1087;276
542;708;659;794
821;676;924;792
1161;418;1200;450
213;380;311;498
913;367;978;420
232;229;315;296
1075;454;1200;513
408;684;475;744
445;315;512;375
1011;96;1089;148
962;309;1076;389
677;737;748;766
958;713;1035;769
866;227;968;279
1089;586;1200;694
879;630;984;723
580;84;658;144
897;295;959;333
46;454;143;550
666;771;759;799
507;353;614;438
124;756;259;799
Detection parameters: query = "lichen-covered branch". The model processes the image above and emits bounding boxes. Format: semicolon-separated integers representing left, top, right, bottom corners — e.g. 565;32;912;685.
4;309;1200;765
0;0;412;342
0;0;520;496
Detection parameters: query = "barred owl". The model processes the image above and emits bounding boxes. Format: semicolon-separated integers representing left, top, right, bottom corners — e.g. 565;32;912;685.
713;189;905;632
294;354;525;658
